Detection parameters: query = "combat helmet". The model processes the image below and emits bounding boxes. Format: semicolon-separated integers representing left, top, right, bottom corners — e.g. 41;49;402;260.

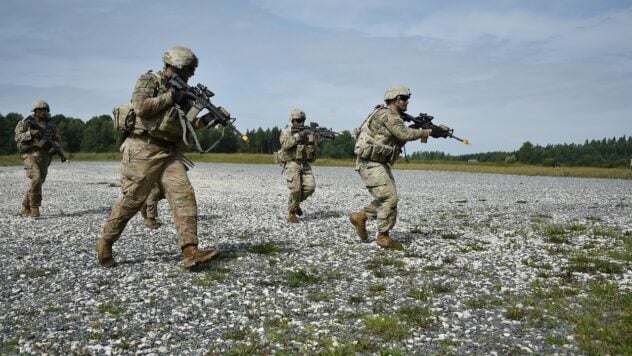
384;85;411;101
163;46;198;69
32;100;50;112
289;108;306;123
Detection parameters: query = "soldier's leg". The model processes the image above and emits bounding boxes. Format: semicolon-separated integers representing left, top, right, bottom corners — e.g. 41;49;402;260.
27;155;50;216
161;157;217;268
284;162;301;222
361;164;398;231
300;168;316;202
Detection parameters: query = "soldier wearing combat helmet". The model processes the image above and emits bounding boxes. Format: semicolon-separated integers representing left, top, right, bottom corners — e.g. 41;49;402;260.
14;100;63;217
349;85;434;249
97;46;220;269
277;109;317;223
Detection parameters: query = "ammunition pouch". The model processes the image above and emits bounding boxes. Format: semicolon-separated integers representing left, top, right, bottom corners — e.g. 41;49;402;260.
294;144;316;162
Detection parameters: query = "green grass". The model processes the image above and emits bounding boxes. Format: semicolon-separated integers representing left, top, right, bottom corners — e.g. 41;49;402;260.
286;269;320;288
2;153;631;179
193;267;231;286
363;316;409;341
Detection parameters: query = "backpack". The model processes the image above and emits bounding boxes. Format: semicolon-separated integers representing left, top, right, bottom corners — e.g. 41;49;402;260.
112;103;136;133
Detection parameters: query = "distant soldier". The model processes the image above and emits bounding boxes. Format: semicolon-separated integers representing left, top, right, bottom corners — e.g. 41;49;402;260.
14;100;63;217
349;85;438;249
140;183;165;229
277;109;317;223
97;46;220;269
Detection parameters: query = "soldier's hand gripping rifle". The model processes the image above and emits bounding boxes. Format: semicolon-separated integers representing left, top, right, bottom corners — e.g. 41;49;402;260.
167;74;249;152
24;116;68;162
291;122;338;141
403;113;469;144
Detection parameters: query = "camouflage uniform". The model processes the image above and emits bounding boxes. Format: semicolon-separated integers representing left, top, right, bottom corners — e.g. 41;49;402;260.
97;46;218;268
140;183;165;223
279;127;317;215
350;85;430;249
14;100;61;217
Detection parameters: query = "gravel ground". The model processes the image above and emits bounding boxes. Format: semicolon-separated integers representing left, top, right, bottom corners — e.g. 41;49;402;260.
0;161;630;354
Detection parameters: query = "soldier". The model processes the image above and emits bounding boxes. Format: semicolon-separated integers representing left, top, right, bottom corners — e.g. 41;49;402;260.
140;183;164;229
349;85;437;249
14;100;62;218
278;109;317;223
96;46;219;269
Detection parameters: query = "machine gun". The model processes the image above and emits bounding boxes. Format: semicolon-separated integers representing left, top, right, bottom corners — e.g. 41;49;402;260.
24;116;67;162
167;74;249;152
403;113;469;144
291;122;338;141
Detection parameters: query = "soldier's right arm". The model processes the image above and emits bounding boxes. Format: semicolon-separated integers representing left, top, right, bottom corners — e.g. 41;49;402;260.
14;120;33;143
131;73;176;118
382;111;430;142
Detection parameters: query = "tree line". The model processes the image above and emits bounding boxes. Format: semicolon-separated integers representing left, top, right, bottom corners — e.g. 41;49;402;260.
0;112;356;159
1;112;630;167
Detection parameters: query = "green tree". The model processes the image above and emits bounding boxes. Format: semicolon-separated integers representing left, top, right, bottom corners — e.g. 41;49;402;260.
81;115;118;152
0;113;23;154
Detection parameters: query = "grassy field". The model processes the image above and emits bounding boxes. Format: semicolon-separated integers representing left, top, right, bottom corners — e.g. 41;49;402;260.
1;152;631;180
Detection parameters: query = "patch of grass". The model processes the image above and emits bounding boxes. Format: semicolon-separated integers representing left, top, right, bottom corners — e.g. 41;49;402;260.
98;302;126;317
567;223;587;232
585;215;602;222
363;316;409;341
545;335;568;346
440;233;460;240
397;306;436;329
430;281;455;294
15;266;59;278
368;283;386;295
193;267;231;286
504;306;525;320
250;243;279;255
593;227;621;239
566;253;622;274
348;295;365;304
409;287;430;301
286;269;320;288
307;291;329;302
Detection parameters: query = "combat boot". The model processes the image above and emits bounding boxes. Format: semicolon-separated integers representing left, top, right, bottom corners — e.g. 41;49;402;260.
376;232;403;250
145;218;161;229
182;245;219;269
19;206;31;217
288;211;299;223
29;207;40;218
349;212;368;241
96;237;118;268
295;206;303;216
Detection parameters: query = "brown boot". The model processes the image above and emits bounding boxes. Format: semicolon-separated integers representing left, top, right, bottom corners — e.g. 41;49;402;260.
288;211;299;223
349;212;368;241
29;207;40;218
376;232;403;250
295;206;303;216
145;218;161;229
19;206;31;217
182;245;219;269
96;237;118;267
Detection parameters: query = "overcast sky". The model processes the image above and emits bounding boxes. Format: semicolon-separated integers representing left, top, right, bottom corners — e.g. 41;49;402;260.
1;0;630;155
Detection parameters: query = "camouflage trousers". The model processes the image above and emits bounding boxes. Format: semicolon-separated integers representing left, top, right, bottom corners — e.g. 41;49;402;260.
357;160;398;233
284;161;315;212
142;184;165;219
21;151;52;209
101;136;198;247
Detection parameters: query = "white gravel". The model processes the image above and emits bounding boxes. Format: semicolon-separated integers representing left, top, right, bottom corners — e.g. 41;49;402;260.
0;161;630;354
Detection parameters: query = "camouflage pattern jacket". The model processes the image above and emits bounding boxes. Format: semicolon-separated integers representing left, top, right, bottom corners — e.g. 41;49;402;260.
279;127;317;163
355;106;428;165
14;117;61;155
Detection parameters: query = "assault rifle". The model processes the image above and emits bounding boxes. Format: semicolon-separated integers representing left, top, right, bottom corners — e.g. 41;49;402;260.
166;74;249;152
291;122;338;141
403;113;469;144
24;116;67;162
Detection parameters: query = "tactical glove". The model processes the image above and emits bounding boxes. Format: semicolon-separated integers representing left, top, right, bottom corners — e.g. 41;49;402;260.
170;88;189;105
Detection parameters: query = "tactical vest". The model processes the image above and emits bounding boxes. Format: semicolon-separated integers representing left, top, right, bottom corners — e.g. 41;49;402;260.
277;130;317;163
354;106;401;165
132;71;187;144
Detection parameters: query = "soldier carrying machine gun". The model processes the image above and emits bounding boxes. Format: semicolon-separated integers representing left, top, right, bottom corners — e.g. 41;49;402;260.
24;115;68;162
167;73;249;152
290;121;338;142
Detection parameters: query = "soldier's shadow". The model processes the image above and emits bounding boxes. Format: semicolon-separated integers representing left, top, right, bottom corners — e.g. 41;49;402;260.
300;210;345;222
49;207;112;218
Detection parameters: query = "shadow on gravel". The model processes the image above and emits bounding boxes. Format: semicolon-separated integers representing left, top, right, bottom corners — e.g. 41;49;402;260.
48;207;112;218
299;210;346;221
116;252;181;266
